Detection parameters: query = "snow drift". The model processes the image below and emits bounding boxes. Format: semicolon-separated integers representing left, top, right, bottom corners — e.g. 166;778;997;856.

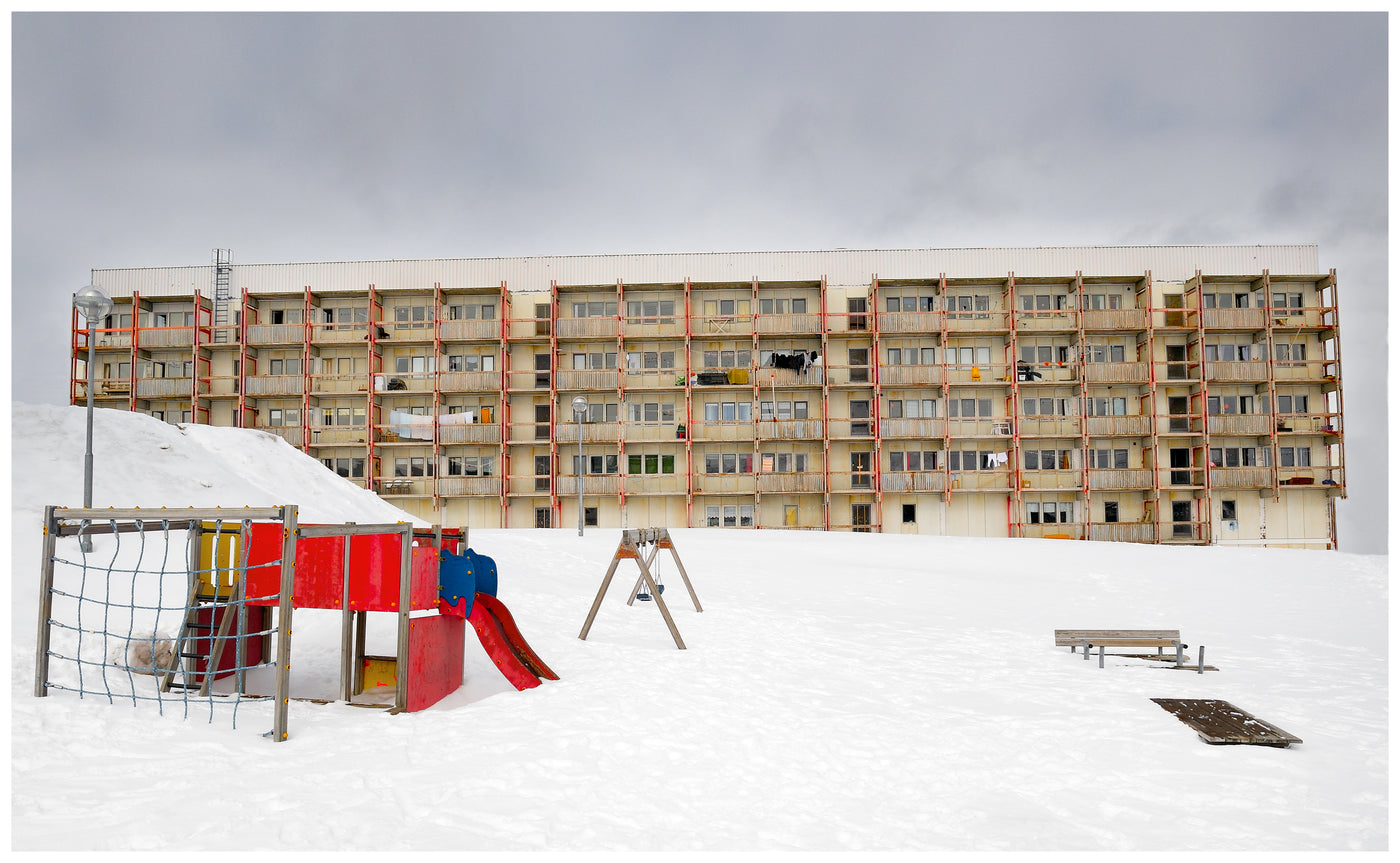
9;404;1388;851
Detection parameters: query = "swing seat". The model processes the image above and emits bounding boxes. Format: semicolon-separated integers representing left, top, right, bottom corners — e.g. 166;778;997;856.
636;583;665;602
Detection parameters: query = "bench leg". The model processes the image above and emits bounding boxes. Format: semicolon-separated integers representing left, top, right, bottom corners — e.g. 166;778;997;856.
1098;644;1105;669
1198;646;1205;675
1082;641;1091;660
1175;642;1183;667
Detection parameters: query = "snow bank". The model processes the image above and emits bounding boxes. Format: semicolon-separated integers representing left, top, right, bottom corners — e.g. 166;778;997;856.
9;403;1388;851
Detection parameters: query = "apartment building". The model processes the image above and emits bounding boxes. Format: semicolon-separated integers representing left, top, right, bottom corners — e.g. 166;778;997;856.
74;246;1347;547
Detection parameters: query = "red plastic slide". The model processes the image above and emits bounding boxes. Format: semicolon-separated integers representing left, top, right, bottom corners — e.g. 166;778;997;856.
466;592;559;691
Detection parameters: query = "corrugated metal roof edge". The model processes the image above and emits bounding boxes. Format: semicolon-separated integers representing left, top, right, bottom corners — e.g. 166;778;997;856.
92;243;1320;274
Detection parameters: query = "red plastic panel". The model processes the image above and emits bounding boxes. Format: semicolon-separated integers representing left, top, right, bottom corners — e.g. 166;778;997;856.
245;526;439;611
406;614;465;712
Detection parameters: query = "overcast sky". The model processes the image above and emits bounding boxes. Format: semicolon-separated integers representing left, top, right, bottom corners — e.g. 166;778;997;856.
10;12;1389;553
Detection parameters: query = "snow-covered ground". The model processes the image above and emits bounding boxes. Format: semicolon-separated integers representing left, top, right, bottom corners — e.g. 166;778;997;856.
9;404;1388;851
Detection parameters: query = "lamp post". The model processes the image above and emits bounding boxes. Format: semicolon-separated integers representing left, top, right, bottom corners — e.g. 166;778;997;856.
73;285;114;552
571;396;588;536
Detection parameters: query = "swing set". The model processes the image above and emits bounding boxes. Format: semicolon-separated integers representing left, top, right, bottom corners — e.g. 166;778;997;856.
578;528;702;649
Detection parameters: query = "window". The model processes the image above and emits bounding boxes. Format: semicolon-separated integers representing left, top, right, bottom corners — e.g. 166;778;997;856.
626;299;677;322
1221;500;1236;520
760;452;809;473
571;301;619;318
1277;394;1308;414
1278;447;1311;468
888;449;938;471
902;504;916;524
1087;397;1127;416
572;454;619;475
322;457;366;478
948;397;994;418
1209;446;1267;467
1025;449;1075;470
584;507;599;527
1104;501;1119;524
1026;500;1074;524
392;306;430;329
948;450;1000;471
447;303;495;320
1090;449;1129;469
627;453;676;475
703;452;752;474
626;350;675;372
1272;292;1304;314
1275;343;1306;362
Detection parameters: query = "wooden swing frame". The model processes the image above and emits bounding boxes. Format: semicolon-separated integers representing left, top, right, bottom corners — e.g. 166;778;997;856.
578;528;702;649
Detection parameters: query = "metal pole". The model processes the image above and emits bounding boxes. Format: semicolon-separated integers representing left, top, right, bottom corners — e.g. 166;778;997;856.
1198;645;1205;675
81;334;96;553
578;416;584;536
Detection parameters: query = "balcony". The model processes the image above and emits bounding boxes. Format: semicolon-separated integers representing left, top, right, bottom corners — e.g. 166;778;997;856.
557;475;622;496
1081;309;1148;331
97;378;132;396
1202;308;1267;330
556;370;621;391
438;424;502;445
1206;414;1272;435
556;422;622;443
1084;416;1150;436
139;328;195;348
878;471;946;493
244;376;304;397
136;378;191;399
1087;468;1153;490
880;418;945;439
876;311;941;334
1209;467;1272;489
1088;522;1156;543
439;371;501;392
1083;363;1147;384
437;476;503;496
1273;361;1329;383
757;313;822;335
556;317;618;340
440;319;501;341
757;419;823;440
246;324;304;346
756;472;826;493
879;365;943;386
1205;361;1267;382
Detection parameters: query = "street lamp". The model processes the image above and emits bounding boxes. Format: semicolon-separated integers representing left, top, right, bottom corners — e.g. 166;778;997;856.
73;285;113;552
571;396;588;536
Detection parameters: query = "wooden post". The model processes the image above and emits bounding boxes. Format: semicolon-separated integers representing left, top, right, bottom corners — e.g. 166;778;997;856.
33;507;60;698
578;550;624;641
272;505;298;742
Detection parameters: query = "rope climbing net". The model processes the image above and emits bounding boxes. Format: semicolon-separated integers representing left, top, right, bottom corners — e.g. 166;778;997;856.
33;506;298;740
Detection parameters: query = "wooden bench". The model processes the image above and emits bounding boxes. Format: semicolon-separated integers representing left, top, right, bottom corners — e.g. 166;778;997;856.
1054;629;1190;667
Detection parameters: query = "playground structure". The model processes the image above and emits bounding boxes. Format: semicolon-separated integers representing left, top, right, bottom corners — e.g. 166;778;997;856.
579;528;702;649
34;505;555;741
